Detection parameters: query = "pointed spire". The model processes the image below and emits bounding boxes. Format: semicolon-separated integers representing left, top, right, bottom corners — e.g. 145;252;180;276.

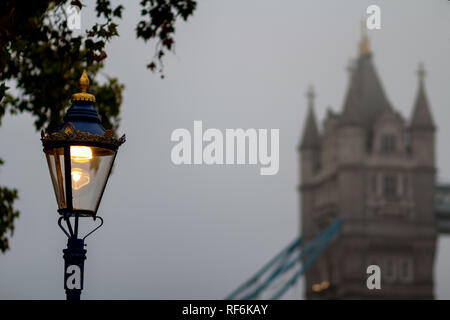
410;62;435;130
340;26;391;127
358;20;371;56
300;85;320;150
306;84;315;109
417;62;426;82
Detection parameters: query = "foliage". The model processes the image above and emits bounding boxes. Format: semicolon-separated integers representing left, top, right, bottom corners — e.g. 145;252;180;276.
0;158;19;253
137;0;197;76
0;0;196;252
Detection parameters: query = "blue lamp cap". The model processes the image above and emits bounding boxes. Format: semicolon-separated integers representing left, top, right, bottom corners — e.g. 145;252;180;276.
62;101;105;136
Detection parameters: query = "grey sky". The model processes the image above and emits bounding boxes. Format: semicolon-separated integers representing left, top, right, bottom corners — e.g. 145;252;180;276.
1;0;450;299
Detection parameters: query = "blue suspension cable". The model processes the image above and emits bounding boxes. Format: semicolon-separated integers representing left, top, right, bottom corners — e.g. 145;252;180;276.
271;219;341;299
226;236;301;300
241;218;341;300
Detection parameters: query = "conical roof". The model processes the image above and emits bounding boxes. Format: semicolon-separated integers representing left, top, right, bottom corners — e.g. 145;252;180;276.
300;86;320;149
341;30;392;127
410;63;435;130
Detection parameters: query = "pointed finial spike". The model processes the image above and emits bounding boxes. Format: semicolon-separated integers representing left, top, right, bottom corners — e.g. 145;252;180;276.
358;20;370;56
306;85;315;108
79;69;89;93
300;86;320;150
417;62;426;81
360;20;366;36
71;70;96;102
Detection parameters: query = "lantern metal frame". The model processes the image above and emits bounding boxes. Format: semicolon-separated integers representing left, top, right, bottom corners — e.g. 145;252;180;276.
41;70;125;300
41;122;125;218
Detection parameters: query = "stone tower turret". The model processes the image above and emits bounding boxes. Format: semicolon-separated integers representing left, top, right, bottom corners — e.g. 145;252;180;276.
299;86;321;241
300;31;437;299
410;63;436;168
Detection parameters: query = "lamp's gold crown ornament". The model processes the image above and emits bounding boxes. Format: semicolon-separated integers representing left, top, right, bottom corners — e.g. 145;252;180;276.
71;69;96;103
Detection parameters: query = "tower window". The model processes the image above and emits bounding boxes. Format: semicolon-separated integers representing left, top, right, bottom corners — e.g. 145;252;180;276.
383;175;397;199
384;258;396;283
399;257;414;283
381;135;396;154
371;174;377;194
403;176;409;197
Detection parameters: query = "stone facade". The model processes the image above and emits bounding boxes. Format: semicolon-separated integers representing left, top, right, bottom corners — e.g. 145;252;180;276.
299;34;436;299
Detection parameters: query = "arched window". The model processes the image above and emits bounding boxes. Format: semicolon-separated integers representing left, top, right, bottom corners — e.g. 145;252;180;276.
381;135;396;154
383;175;397;200
384;257;397;283
398;257;414;283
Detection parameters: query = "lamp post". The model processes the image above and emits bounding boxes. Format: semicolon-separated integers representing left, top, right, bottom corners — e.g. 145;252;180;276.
41;70;125;300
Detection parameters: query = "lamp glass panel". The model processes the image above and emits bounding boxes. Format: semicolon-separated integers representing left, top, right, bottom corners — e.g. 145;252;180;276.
45;147;67;209
70;146;115;213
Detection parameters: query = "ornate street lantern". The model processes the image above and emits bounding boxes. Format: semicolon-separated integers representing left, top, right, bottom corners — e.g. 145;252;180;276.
41;70;125;300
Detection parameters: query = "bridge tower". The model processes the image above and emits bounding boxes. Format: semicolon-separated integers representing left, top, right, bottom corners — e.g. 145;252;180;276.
299;31;437;299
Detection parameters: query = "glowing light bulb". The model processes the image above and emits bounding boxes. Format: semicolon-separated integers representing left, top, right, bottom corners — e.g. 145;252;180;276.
71;168;90;190
71;146;93;162
72;171;81;182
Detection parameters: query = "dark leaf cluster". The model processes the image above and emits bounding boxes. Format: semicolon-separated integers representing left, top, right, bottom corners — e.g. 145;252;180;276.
0;0;196;252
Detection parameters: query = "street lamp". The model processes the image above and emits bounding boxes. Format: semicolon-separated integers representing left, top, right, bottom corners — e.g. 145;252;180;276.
41;70;125;300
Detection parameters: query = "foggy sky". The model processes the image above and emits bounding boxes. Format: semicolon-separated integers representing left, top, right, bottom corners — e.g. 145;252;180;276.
1;0;450;299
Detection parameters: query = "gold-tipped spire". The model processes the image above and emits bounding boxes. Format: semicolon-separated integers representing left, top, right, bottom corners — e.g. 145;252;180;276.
358;20;371;56
71;69;96;102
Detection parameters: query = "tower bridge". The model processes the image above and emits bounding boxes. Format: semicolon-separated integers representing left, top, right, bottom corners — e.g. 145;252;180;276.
227;30;449;300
